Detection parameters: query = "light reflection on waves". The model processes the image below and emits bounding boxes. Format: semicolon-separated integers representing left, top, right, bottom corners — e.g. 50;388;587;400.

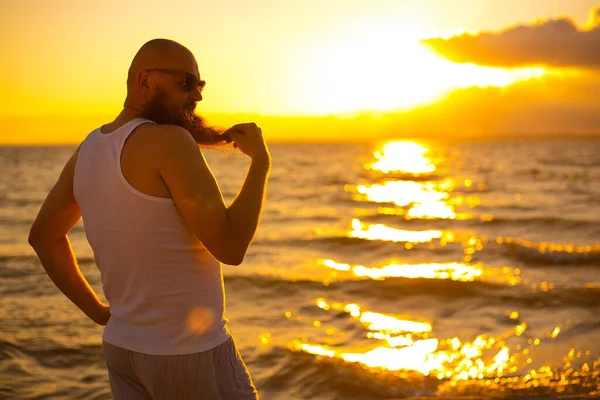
352;180;461;220
297;298;512;378
285;139;600;395
367;141;436;174
349;218;446;243
349;179;486;220
315;299;432;333
292;299;598;394
355;140;487;221
295;340;600;395
500;236;600;264
320;259;485;282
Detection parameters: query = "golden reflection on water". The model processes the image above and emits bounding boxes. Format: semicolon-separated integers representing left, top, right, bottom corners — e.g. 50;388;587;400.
497;236;600;255
300;298;512;378
368;141;436;174
349;218;444;243
356;140;486;220
357;180;459;219
321;259;483;282
307;140;600;394
294;299;597;394
316;299;432;333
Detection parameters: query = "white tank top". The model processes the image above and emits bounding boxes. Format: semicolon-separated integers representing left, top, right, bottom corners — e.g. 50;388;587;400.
73;118;229;355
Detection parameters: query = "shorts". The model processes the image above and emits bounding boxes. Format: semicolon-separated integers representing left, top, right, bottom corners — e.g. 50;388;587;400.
102;336;259;399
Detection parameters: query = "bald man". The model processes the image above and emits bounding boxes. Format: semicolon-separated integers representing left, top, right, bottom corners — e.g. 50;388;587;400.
28;39;268;399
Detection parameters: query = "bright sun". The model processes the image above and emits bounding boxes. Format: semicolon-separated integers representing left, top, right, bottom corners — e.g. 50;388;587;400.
292;21;546;115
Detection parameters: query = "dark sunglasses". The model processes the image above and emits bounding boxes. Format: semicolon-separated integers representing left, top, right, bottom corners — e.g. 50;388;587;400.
146;68;206;93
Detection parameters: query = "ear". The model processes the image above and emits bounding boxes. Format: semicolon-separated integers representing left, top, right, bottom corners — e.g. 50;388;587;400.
138;70;151;90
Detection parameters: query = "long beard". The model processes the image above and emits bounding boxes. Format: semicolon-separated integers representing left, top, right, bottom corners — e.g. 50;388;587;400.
140;92;227;147
179;112;227;146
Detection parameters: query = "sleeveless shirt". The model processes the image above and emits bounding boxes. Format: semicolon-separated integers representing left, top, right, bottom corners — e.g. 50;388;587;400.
73;118;229;355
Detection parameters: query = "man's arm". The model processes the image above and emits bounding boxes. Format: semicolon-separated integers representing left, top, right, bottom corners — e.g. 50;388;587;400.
28;147;110;325
156;123;270;265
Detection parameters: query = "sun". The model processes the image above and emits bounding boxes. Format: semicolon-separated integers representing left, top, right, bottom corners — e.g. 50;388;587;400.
291;20;546;115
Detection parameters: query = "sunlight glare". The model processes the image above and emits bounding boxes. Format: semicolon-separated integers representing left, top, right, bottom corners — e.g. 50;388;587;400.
357;181;457;219
369;141;436;174
296;297;592;391
315;298;431;333
349;218;443;243
355;141;467;220
320;259;483;282
297;21;547;114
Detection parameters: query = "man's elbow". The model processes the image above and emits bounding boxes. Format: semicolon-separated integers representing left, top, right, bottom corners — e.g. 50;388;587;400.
220;254;245;266
28;228;43;248
216;248;247;266
28;227;61;248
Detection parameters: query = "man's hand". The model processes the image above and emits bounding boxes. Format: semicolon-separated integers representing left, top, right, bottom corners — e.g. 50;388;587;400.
92;304;111;326
223;123;270;162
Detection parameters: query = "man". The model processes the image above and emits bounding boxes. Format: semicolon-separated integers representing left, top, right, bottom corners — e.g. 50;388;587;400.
28;38;269;399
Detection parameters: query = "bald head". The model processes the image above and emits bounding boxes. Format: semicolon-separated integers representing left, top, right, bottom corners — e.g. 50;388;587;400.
127;39;199;93
120;39;223;146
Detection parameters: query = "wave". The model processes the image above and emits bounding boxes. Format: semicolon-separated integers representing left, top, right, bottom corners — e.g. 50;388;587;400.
0;254;94;263
0;255;96;280
515;166;600;181
255;342;600;399
255;344;436;399
480;215;600;231
538;157;600;168
261;235;427;254
224;273;600;310
358;212;596;228
501;238;600;265
261;232;600;269
269;219;600;267
0;337;108;400
0;337;103;370
0;215;87;233
0;197;43;208
226;272;497;296
368;172;443;183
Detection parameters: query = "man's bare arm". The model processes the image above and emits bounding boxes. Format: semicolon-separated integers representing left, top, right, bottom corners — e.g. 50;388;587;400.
28;148;110;325
155;124;270;265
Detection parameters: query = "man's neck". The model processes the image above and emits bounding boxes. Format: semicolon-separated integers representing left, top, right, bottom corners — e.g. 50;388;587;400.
101;107;145;134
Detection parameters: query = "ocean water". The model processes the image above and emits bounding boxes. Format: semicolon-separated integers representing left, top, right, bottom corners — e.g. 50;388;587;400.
1;137;599;399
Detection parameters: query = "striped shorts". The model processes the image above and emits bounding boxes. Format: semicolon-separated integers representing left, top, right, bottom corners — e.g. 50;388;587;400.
102;336;259;400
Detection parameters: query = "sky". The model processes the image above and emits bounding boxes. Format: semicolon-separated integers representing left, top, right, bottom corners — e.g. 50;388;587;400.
2;0;600;144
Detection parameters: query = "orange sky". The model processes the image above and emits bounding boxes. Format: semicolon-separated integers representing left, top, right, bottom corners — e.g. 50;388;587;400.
2;0;600;144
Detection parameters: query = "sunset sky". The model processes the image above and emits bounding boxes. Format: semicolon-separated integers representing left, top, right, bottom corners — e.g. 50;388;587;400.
2;0;600;144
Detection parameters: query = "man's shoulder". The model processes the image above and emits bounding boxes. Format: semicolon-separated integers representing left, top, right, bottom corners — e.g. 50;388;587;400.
140;124;199;165
141;123;191;139
140;124;196;150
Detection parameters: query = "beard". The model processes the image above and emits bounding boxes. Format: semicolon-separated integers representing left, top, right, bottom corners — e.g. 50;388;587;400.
140;90;227;147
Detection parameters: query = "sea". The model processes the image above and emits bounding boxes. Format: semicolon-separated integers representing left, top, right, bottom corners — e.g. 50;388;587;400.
1;136;599;399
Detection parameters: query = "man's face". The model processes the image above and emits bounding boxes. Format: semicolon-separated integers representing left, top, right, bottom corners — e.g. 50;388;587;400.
140;82;207;133
136;61;224;144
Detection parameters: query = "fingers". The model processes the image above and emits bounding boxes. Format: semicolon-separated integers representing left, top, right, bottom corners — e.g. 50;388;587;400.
228;131;243;139
228;126;261;138
226;131;241;148
224;124;261;151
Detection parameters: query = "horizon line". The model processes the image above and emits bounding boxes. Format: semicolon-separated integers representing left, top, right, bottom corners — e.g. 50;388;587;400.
3;132;599;147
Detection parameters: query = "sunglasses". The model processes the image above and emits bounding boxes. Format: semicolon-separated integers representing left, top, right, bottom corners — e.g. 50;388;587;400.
146;68;206;93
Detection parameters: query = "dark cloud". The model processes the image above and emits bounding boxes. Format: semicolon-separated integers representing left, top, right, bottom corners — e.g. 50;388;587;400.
421;6;600;70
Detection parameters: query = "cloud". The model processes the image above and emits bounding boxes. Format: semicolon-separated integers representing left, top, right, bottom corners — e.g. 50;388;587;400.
421;6;600;70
